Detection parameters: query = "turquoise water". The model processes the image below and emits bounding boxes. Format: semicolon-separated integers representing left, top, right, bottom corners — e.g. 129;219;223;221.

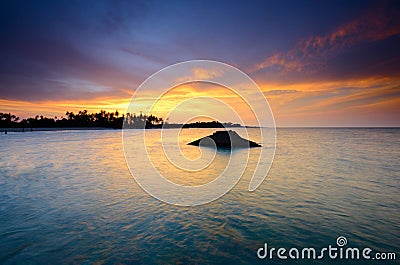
0;128;399;264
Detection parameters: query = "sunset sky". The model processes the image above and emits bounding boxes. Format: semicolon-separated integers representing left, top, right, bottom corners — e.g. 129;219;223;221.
1;0;399;126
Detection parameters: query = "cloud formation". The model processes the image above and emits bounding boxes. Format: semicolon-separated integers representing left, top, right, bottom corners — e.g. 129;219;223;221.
254;3;400;74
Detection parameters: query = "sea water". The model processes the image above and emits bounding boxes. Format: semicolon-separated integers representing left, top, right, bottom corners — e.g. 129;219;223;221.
0;128;399;264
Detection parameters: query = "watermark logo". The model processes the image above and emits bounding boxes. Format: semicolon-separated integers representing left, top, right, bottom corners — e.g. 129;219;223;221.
122;60;276;206
336;236;347;247
257;236;397;261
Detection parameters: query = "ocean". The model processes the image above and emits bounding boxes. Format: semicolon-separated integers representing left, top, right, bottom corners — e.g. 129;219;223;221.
0;128;399;264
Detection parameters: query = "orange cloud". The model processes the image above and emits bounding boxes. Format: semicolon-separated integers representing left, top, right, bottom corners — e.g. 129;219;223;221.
262;76;400;126
0;97;131;119
2;75;399;127
174;67;225;83
261;76;397;94
137;82;259;125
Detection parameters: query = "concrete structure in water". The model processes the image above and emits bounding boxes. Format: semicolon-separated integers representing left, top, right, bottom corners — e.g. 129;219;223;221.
187;130;261;148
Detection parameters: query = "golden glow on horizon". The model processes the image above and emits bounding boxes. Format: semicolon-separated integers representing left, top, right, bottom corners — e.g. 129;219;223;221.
133;82;259;125
1;76;399;126
259;76;400;126
0;98;131;119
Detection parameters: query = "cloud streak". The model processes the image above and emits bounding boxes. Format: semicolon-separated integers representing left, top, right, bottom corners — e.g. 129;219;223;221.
254;3;400;73
263;76;400;126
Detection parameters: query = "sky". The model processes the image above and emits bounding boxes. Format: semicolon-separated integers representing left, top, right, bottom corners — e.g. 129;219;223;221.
0;0;399;126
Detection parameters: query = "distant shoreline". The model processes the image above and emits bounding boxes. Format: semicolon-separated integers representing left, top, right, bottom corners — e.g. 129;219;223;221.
0;127;115;133
0;125;244;133
1;126;399;134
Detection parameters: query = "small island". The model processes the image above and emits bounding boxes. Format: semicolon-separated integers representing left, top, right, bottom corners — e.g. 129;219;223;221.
187;130;261;148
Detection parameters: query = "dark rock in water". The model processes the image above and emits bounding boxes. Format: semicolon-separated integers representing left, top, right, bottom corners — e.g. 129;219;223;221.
187;130;261;148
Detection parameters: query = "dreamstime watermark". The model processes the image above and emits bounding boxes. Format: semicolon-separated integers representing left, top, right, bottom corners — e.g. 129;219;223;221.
257;236;397;261
122;60;276;206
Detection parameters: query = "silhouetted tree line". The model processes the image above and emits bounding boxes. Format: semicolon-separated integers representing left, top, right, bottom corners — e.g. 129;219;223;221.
124;112;164;129
0;110;164;129
0;113;20;128
1;111;242;130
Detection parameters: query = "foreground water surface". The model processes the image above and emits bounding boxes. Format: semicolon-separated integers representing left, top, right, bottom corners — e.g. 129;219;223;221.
0;128;399;264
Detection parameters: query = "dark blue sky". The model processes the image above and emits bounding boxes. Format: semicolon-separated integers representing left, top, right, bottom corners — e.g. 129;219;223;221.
0;0;399;125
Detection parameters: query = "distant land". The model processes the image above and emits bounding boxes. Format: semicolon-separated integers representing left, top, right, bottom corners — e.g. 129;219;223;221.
164;121;242;129
0;111;242;132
